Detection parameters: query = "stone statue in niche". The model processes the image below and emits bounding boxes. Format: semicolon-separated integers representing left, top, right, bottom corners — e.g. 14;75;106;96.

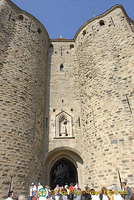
59;116;68;136
55;111;72;138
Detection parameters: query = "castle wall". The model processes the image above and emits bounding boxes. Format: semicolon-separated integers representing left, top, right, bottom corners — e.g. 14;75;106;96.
0;0;49;198
45;40;86;186
75;6;134;188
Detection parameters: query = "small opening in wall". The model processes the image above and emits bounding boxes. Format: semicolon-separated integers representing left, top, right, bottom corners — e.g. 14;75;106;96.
46;118;48;128
60;64;64;71
49;44;53;48
18;15;24;21
53;109;55;112
70;44;74;49
62;100;64;103
55;51;57;54
71;108;73;111
78;117;80;127
67;51;69;54
38;28;41;34
99;20;105;26
8;12;12;21
82;30;86;35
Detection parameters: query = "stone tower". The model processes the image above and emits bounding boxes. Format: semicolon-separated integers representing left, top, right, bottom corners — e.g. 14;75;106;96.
0;0;49;198
0;0;134;199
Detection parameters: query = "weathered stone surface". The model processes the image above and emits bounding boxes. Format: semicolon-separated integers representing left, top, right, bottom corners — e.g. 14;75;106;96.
0;0;49;198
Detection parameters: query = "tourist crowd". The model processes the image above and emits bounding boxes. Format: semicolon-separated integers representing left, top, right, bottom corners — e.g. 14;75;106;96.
6;182;134;200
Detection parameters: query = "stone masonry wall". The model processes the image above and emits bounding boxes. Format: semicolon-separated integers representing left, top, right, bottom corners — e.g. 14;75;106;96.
0;0;49;198
45;40;86;186
75;6;134;188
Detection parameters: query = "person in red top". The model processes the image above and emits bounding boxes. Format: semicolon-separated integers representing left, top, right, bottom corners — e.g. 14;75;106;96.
69;184;74;191
69;184;74;200
32;192;38;200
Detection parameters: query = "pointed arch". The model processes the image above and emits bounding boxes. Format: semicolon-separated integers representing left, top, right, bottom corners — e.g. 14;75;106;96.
55;111;73;138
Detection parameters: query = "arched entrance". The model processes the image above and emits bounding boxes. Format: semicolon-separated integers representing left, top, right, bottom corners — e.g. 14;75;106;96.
44;147;84;188
50;158;78;189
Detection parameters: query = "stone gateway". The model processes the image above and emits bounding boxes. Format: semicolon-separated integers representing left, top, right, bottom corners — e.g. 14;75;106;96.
0;0;134;198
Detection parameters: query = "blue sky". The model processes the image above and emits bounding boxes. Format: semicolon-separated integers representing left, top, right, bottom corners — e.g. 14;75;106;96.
11;0;134;39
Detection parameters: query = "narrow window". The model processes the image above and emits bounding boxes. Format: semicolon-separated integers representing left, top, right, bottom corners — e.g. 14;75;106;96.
71;108;73;111
99;20;105;26
110;17;115;26
53;109;55;112
92;26;95;36
60;64;64;71
82;30;86;35
49;44;53;48
46;118;48;128
9;12;12;21
78;117;80;127
70;44;74;49
29;22;31;32
125;94;132;114
38;28;41;34
61;46;62;56
18;15;24;21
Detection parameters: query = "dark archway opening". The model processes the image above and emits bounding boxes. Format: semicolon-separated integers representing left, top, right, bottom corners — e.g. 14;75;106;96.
50;158;78;189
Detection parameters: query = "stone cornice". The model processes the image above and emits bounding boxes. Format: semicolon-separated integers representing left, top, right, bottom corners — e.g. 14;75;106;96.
50;38;74;42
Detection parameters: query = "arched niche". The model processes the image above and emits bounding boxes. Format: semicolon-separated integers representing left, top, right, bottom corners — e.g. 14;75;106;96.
55;111;73;138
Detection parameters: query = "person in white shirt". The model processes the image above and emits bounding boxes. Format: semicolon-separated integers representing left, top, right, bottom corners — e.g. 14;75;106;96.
38;182;43;191
99;187;109;200
29;183;37;200
110;185;123;200
33;183;37;192
6;191;14;200
90;189;100;200
113;193;123;200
